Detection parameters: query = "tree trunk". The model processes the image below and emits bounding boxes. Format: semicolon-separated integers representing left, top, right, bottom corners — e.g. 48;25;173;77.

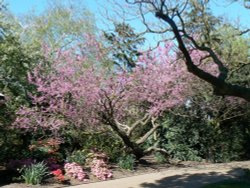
108;121;145;160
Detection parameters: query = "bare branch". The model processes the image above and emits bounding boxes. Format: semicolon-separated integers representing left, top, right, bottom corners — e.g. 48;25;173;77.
136;120;160;144
128;113;151;136
155;10;250;101
114;119;130;132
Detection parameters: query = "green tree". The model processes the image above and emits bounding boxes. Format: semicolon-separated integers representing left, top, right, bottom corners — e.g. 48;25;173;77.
103;22;145;71
0;4;38;109
19;0;96;53
0;3;41;162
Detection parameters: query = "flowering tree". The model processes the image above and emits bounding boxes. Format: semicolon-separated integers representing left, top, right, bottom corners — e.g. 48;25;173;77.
122;0;250;101
13;35;220;159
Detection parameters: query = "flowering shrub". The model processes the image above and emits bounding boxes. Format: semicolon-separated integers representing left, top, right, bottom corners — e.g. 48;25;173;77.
51;169;65;182
64;162;88;181
89;151;112;180
90;158;113;180
28;138;62;155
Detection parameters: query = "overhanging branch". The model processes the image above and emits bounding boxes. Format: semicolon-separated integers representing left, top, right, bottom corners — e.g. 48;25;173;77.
155;11;250;101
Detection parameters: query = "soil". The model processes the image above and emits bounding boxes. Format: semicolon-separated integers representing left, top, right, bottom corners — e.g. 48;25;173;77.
1;157;250;188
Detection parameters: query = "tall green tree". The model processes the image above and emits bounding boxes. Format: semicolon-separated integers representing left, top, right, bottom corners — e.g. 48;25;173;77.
19;0;96;53
0;4;38;109
0;3;41;162
103;23;145;71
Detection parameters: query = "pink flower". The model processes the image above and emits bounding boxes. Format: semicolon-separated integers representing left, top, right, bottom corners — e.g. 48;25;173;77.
64;162;88;181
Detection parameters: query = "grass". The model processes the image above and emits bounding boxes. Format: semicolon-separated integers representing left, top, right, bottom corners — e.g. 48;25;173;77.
202;180;250;188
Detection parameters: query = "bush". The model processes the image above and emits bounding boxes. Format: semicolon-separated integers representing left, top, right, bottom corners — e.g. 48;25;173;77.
86;149;113;180
159;103;250;163
64;162;88;181
118;154;136;170
79;132;125;162
154;152;168;164
66;150;87;165
20;161;49;185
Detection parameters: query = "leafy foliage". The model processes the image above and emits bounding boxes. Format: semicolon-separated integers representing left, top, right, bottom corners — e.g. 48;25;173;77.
103;22;145;71
19;161;49;185
20;1;96;52
159;99;250;162
118;154;136;170
66;150;87;165
154;152;169;164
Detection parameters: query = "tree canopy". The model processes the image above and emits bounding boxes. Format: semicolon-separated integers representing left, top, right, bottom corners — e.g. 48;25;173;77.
123;0;250;101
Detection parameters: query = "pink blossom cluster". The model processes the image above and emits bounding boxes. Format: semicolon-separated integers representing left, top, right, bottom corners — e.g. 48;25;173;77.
90;158;112;180
12;38;220;134
64;162;88;181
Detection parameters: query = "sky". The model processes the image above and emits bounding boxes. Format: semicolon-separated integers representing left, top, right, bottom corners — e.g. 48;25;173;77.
5;0;250;47
6;0;249;25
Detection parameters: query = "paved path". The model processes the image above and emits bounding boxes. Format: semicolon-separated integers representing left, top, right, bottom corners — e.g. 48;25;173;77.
69;161;250;188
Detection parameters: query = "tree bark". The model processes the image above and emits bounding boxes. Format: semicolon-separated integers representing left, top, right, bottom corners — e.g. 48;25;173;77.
155;11;250;102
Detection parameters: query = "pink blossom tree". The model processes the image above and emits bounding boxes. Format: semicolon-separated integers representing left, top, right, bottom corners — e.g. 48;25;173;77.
13;37;219;159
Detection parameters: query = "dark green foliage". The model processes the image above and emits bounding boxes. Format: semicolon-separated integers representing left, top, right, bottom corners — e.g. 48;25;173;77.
66;150;87;165
158;99;250;162
0;5;40;163
103;22;145;71
154;152;168;164
82;133;125;162
118;154;136;170
62;131;125;163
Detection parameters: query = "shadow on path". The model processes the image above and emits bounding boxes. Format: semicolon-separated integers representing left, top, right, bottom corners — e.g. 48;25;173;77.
140;168;246;188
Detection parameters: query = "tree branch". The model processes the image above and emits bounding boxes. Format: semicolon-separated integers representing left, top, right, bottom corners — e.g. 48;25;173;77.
136;120;160;145
155;11;250;101
128;113;151;136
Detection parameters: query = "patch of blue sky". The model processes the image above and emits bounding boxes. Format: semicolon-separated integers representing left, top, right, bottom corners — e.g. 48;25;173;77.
6;0;249;48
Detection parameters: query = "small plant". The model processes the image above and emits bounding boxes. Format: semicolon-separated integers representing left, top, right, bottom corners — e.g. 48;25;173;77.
20;161;49;185
154;152;168;164
66;150;87;165
118;154;136;170
64;162;88;181
89;150;112;180
51;169;65;182
91;158;113;180
28;137;62;156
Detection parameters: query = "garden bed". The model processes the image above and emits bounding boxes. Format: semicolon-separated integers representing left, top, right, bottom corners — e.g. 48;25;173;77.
0;159;231;188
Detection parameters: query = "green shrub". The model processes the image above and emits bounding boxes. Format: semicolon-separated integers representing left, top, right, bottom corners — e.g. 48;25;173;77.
80;132;125;162
66;150;87;165
118;154;136;170
158;104;250;163
154;152;168;164
20;161;49;185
